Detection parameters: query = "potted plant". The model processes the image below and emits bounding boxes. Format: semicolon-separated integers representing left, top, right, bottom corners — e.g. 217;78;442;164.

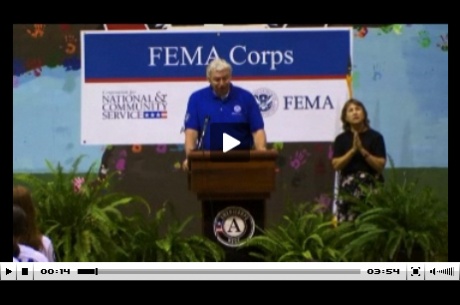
127;201;225;262
239;202;343;262
336;165;448;262
14;155;150;262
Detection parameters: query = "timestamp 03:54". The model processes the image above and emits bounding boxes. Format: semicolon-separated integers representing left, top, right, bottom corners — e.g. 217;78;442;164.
367;268;401;275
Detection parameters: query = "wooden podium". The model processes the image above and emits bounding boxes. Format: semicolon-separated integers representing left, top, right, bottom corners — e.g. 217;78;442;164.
187;150;278;261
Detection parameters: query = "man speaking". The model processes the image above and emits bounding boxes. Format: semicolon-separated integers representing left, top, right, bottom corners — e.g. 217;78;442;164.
182;58;267;171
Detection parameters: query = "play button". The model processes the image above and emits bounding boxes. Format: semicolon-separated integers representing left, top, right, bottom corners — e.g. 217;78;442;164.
223;133;240;153
1;263;16;280
210;123;251;162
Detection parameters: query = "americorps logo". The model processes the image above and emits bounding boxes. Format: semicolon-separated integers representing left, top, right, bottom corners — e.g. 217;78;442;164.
253;88;279;117
101;90;168;120
213;206;255;248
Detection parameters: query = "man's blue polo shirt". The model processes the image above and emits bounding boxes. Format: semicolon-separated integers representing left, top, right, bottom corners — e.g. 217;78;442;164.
184;83;264;150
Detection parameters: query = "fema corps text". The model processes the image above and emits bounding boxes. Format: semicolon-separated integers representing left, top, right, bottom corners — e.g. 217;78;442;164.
148;46;294;71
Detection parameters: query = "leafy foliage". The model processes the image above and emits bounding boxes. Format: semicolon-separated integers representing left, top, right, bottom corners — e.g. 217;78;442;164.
337;165;448;262
240;203;342;262
14;155;150;262
127;201;225;262
14;155;225;262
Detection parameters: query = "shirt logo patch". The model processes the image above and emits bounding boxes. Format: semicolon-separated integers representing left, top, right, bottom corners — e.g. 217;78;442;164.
232;105;242;116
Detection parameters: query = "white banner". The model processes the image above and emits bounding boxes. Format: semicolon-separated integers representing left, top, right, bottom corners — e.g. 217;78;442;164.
81;28;352;145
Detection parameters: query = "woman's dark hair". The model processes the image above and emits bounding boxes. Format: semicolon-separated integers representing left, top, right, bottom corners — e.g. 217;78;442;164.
13;204;27;237
13;185;44;251
13;205;28;258
13;238;20;257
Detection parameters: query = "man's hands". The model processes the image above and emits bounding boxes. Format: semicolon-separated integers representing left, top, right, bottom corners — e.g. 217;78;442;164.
182;129;198;172
182;158;189;171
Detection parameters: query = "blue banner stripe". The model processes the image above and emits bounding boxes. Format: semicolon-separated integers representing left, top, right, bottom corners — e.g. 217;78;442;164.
83;30;351;80
85;75;347;83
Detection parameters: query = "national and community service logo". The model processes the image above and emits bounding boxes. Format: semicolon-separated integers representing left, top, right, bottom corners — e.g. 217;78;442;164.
253;88;279;117
213;206;255;247
101;90;168;120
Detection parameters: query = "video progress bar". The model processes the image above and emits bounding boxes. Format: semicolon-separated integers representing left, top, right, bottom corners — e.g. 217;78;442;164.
94;269;360;275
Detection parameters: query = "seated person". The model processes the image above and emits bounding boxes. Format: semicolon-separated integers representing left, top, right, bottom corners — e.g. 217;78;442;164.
13;204;48;262
13;185;56;261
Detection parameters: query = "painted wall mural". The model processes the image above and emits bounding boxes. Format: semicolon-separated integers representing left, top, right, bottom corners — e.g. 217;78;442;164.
13;24;448;234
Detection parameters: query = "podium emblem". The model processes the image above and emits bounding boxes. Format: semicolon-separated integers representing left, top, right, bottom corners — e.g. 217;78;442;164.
213;206;255;247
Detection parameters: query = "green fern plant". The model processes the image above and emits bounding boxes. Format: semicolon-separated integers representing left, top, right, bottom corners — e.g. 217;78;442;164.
337;165;448;262
128;201;225;262
13;155;150;262
240;203;342;262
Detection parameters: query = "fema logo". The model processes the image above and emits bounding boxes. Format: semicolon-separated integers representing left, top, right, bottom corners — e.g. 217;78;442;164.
213;206;255;248
253;88;278;117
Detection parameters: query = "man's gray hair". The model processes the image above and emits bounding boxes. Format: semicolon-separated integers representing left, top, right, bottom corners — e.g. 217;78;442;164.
206;58;232;78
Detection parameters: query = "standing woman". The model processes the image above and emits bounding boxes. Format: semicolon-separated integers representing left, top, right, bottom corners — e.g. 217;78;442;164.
13;185;56;261
331;98;387;222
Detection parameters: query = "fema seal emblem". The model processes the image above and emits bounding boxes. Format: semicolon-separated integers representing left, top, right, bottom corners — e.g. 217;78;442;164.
253;88;279;117
213;206;255;247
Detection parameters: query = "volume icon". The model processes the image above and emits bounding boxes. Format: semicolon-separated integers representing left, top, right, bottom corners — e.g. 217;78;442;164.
429;267;454;276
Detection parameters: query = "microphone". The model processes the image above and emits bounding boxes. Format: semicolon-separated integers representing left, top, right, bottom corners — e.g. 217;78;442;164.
197;115;210;150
